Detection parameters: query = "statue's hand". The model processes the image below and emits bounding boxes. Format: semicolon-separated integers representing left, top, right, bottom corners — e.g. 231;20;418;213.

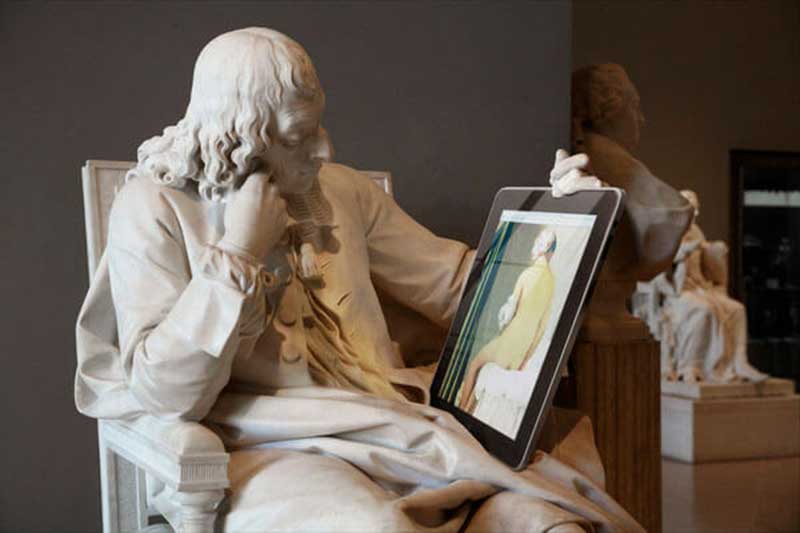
299;242;322;281
549;149;604;198
218;172;288;262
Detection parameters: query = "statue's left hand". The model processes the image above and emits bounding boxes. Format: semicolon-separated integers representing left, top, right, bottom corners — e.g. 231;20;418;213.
298;242;322;281
549;149;604;198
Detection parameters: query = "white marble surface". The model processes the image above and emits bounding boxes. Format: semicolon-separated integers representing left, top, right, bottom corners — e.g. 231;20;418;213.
662;377;795;400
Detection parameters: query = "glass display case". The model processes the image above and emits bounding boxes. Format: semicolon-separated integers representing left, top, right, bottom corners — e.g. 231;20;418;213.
730;150;800;388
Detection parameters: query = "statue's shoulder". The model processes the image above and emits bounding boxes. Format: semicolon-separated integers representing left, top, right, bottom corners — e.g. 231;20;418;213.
318;162;386;205
319;162;375;190
114;175;163;205
114;176;193;211
109;177;187;237
583;132;653;184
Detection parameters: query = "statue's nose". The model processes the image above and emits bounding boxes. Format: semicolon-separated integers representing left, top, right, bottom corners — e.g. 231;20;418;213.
312;127;334;162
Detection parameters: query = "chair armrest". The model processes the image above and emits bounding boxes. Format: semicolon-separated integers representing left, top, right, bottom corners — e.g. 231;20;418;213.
99;417;229;492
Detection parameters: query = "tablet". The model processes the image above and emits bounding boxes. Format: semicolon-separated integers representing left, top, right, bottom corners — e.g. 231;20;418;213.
430;187;623;470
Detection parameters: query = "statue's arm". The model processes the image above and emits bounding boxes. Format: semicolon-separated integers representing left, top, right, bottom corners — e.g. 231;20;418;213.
596;152;694;280
701;240;729;289
357;175;474;329
106;181;271;421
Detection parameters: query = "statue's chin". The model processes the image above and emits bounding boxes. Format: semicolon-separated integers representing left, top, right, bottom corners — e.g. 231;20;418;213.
276;172;317;196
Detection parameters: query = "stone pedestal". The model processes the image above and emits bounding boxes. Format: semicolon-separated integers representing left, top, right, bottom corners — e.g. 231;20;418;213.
562;311;662;533
662;377;795;400
661;378;800;463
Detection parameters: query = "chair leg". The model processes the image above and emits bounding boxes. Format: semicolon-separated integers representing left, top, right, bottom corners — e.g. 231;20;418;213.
99;435;120;533
99;423;149;533
173;490;224;533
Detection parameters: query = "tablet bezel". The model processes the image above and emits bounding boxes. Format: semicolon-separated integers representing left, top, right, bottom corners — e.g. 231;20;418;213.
430;187;624;470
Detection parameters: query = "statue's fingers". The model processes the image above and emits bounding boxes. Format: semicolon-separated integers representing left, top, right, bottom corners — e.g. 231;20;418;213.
567;168;583;181
572;176;602;191
242;171;271;194
550;153;590;182
552;173;597;197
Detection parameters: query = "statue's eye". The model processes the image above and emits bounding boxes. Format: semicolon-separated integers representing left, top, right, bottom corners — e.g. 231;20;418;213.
281;136;303;149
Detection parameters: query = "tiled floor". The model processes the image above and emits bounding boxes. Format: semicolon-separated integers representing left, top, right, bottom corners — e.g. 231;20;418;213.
662;456;800;532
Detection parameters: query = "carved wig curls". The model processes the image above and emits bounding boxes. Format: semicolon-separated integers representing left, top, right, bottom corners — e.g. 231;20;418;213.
127;27;323;202
571;63;635;149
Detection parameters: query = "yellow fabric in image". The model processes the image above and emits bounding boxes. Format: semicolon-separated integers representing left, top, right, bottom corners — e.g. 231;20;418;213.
477;257;554;371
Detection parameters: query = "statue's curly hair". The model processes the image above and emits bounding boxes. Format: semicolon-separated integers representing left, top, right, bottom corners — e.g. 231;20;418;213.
571;63;635;149
127;27;322;202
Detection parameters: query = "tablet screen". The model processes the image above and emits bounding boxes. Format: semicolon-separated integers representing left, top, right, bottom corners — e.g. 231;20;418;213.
436;209;597;438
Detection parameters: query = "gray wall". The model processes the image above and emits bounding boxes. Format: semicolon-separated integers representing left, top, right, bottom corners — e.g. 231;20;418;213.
0;3;570;531
574;0;800;242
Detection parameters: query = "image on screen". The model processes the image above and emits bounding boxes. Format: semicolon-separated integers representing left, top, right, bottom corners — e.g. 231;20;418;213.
437;209;596;439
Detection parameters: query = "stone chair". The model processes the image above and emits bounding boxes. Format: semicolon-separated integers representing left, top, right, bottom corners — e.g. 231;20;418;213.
80;160;393;533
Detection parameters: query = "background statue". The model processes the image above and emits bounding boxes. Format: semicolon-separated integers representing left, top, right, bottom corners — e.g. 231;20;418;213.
570;63;694;323
74;28;641;532
636;190;767;383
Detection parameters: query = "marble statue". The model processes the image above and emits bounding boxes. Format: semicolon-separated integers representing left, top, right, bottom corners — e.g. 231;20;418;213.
75;28;642;532
637;190;767;383
570;63;694;323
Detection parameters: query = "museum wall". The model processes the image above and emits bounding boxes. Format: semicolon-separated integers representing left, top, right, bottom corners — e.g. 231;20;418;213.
0;2;570;531
574;0;800;242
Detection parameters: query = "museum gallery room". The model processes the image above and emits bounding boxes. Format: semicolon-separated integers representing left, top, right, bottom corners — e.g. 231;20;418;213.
1;1;798;532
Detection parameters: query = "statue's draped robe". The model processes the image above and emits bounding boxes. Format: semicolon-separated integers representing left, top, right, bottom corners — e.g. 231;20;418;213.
75;163;642;532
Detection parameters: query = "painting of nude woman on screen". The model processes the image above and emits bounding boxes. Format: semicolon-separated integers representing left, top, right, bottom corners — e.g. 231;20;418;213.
438;210;595;438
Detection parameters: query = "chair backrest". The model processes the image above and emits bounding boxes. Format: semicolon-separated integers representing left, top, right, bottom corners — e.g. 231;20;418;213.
81;159;393;280
81;160;135;280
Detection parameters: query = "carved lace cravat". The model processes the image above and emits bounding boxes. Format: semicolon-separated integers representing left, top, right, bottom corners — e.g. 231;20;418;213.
284;178;334;283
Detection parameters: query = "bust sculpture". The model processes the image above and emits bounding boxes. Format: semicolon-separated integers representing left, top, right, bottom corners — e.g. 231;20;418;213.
570;63;693;325
637;190;767;383
75;28;642;531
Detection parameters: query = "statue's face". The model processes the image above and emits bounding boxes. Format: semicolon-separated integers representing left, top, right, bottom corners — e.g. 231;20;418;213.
267;93;333;195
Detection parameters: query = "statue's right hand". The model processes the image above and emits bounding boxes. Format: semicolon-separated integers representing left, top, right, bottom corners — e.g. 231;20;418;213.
549;149;603;198
217;172;288;261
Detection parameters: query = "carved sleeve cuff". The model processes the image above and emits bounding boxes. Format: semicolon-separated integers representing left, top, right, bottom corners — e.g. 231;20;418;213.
158;245;275;360
196;244;277;352
202;244;277;297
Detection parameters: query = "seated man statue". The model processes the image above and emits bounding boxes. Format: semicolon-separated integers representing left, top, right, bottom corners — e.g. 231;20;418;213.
457;229;556;413
638;190;767;383
75;28;641;532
